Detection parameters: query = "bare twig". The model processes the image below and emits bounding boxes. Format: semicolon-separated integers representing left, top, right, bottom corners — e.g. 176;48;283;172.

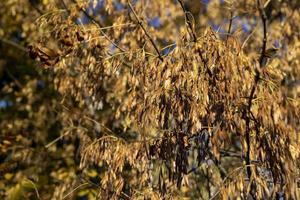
258;0;268;68
71;0;126;52
62;183;89;199
176;0;212;76
127;1;163;61
206;166;211;198
244;1;268;199
4;68;23;88
24;178;41;200
220;149;242;158
60;0;69;13
177;0;197;42
226;11;234;42
241;25;257;50
70;0;104;27
45;130;72;148
77;175;131;199
0;37;27;52
28;0;43;14
209;165;251;200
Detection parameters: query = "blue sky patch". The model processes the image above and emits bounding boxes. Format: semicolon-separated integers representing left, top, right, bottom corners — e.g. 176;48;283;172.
148;17;161;28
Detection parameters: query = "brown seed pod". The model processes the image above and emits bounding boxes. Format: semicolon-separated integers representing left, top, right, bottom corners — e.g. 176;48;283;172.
76;31;85;42
27;45;38;59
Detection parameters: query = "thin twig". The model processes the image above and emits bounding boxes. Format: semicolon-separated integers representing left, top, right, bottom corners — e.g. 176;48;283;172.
28;0;43;14
226;11;234;42
4;68;23;88
70;0;104;27
83;23;135;31
127;1;163;61
24;178;41;200
206;166;211;198
77;175;131;199
45;130;71;148
71;0;125;52
220;150;242;158
35;9;67;23
209;165;252;200
177;0;197;42
244;1;268;199
83;116;126;142
241;25;257;50
62;183;89;199
0;37;27;52
61;0;69;13
258;0;268;68
176;0;212;76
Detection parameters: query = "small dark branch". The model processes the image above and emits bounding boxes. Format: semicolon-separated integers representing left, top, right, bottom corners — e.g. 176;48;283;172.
220;150;242;158
177;0;197;42
28;0;43;14
208;152;227;178
57;0;72;18
80;6;103;26
206;166;211;198
61;0;69;12
176;1;212;76
249;0;268;116
77;175;131;200
244;1;268;199
71;0;104;27
142;128;150;160
5;68;23;88
245;110;253;180
226;11;234;42
258;0;268;68
244;49;259;200
71;0;125;52
0;37;27;52
127;1;163;61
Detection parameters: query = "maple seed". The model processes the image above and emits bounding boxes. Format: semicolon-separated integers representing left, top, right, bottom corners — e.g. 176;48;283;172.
28;44;60;66
27;45;38;59
76;31;84;42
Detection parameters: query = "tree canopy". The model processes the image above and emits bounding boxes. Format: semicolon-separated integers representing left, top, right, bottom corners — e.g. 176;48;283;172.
1;0;300;199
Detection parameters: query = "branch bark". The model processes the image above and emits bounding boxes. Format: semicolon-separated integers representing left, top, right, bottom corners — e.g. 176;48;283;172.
177;0;197;42
244;1;268;199
127;1;163;61
71;0;126;52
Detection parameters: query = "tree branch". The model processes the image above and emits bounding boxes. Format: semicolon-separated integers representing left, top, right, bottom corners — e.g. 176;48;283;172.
177;0;197;42
127;1;163;61
226;11;234;42
244;1;268;199
176;0;212;76
71;0;125;52
0;37;27;52
258;0;268;68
